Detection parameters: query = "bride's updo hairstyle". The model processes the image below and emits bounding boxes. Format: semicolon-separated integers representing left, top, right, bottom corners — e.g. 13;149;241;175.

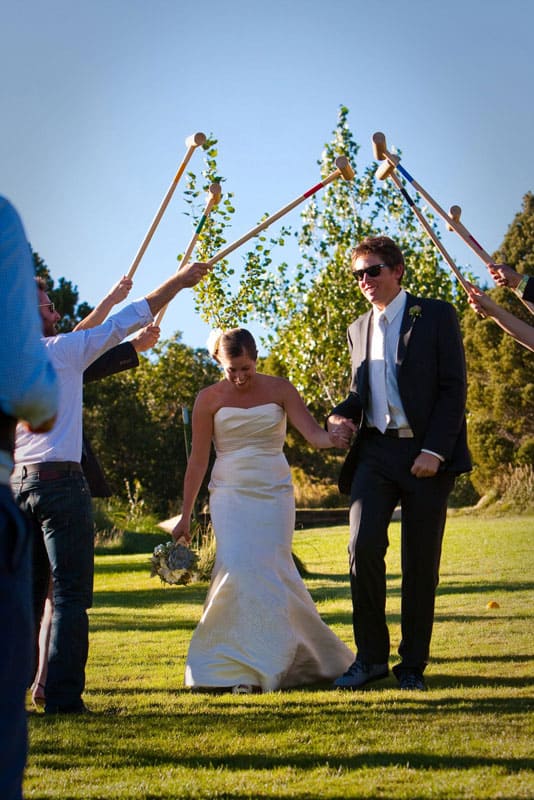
208;327;258;364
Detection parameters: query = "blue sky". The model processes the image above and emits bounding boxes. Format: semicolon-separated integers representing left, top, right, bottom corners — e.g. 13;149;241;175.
2;0;533;348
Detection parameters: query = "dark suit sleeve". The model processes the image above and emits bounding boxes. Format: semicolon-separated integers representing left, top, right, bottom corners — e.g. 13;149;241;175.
329;392;362;423
82;341;139;497
523;277;534;302
418;302;467;461
83;342;139;384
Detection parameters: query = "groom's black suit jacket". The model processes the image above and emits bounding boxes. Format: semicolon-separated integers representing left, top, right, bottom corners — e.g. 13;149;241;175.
331;292;472;495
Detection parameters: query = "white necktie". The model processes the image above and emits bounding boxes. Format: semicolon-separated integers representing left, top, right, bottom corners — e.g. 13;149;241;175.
372;313;389;432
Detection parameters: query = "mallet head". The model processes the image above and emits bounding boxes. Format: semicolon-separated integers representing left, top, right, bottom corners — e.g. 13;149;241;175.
375;159;399;181
372;132;387;161
185;132;207;148
447;205;462;231
335;156;355;180
208;182;223;203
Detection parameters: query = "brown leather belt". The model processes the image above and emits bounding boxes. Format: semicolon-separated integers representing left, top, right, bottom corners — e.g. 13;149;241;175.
13;461;82;481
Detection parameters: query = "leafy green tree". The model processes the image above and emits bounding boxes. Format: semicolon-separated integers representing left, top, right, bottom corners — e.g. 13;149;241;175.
492;191;534;275
189;107;466;418
462;191;534;494
179;109;472;489
182;137;295;330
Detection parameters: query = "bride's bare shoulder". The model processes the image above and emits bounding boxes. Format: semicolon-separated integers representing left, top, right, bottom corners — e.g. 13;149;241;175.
256;373;293;399
195;381;226;411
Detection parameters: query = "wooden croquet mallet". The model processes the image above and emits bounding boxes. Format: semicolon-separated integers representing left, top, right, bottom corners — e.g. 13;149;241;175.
375;161;471;294
154;182;222;326
204;156;355;267
372;132;493;266
448;204;534;314
126;132;207;279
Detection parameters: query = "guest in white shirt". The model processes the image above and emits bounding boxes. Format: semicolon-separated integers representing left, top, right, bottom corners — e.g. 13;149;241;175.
11;260;210;714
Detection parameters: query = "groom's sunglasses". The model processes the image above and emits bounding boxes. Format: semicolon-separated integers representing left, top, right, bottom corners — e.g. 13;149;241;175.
352;263;389;282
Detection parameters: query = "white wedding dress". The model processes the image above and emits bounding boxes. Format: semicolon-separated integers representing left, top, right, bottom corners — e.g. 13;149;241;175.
184;402;353;691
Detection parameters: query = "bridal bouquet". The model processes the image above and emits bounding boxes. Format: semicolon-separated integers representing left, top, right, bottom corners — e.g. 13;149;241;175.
150;541;198;586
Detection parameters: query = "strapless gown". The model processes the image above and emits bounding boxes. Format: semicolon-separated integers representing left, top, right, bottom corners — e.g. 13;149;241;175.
184;402;353;691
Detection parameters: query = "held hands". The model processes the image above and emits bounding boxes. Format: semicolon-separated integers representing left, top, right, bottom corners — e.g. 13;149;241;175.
327;415;357;449
411;452;440;478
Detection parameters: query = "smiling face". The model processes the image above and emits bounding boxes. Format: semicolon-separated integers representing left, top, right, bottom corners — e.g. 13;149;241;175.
219;350;258;389
352;254;403;311
37;288;61;336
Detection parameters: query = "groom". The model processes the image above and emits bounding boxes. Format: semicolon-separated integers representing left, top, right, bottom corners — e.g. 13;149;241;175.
327;235;471;691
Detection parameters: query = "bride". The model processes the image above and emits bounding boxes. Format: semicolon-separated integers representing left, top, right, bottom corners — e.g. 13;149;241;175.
172;328;353;692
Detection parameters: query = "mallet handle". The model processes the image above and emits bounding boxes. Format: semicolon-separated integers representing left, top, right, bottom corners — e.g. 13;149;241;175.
392;162;493;264
389;171;470;294
126;132;206;279
154;182;222;326
373;133;493;265
205;157;353;267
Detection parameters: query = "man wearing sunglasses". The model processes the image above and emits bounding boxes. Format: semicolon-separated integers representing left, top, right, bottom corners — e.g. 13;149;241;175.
11;260;211;715
327;235;470;692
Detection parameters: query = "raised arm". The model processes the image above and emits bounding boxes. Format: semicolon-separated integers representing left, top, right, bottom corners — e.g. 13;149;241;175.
172;390;215;543
468;283;534;352
145;261;211;317
488;263;534;316
74;275;133;331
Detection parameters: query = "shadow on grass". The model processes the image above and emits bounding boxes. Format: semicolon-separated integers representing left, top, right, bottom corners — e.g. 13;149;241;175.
93;585;208;609
31;702;533;775
432;653;533;664
90;614;198;633
95;530;167;556
96;560;160;575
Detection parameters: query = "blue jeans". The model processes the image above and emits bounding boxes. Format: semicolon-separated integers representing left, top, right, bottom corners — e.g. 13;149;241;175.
0;484;33;800
13;471;94;712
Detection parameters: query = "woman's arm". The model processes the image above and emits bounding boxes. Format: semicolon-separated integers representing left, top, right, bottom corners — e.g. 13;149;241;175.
172;391;214;543
281;379;345;449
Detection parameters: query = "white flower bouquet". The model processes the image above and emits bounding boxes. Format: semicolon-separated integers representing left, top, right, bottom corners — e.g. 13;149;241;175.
150;541;198;586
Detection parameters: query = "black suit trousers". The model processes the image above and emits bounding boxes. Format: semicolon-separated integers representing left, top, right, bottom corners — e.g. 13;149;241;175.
348;430;454;670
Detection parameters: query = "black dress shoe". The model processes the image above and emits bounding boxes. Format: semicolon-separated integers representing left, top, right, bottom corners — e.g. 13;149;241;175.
396;670;426;691
334;657;389;689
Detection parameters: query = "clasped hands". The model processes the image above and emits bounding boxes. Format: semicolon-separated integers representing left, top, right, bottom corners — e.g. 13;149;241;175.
327;414;441;478
327;415;357;449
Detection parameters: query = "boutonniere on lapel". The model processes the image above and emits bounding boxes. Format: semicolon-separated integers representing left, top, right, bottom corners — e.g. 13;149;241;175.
408;305;422;321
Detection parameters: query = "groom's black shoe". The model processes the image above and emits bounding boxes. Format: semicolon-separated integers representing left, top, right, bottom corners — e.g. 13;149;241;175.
393;666;427;692
334;657;389;690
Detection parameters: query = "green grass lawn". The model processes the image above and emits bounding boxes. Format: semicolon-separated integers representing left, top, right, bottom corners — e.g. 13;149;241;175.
26;515;533;799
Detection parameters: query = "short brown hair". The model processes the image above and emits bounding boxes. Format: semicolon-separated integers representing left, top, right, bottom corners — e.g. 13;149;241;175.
35;276;48;291
351;236;405;271
210;328;258;363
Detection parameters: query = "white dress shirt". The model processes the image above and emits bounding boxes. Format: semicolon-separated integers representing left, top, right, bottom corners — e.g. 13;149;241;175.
15;299;152;466
366;289;411;432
